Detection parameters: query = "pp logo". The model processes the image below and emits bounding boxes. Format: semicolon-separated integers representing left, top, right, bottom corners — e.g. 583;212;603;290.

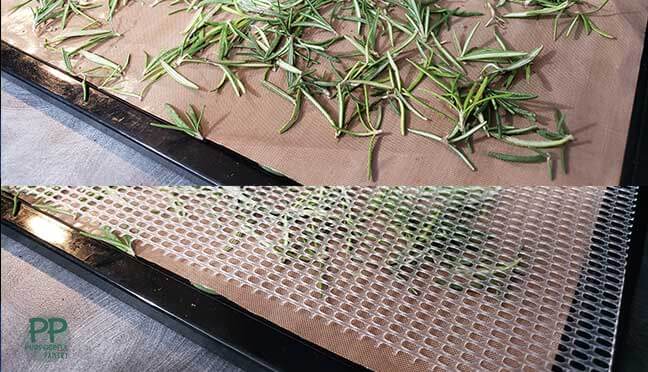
24;317;70;360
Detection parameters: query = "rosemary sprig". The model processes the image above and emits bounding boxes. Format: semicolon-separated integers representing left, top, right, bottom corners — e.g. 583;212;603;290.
81;75;89;101
45;29;115;48
30;0;101;30
31;200;79;218
150;103;205;140
12;192;21;217
502;0;614;40
80;226;135;255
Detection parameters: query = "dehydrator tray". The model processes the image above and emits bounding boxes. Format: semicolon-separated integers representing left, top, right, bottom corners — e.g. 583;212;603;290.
1;186;646;371
2;1;647;185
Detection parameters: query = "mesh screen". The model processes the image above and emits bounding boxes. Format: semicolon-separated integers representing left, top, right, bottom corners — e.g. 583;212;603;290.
9;186;638;371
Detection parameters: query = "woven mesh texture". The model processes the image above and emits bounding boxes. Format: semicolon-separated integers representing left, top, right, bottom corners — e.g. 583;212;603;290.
10;186;638;371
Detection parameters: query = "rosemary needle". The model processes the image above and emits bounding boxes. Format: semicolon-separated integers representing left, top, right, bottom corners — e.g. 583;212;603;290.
81;75;89;101
502;134;574;149
11;192;21;217
80;226;135;256
160;61;199;89
80;50;122;71
487;152;546;163
193;283;218;294
150;103;205;140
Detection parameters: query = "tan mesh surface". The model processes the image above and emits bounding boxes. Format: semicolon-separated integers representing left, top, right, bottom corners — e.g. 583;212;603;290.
9;186;639;371
1;1;646;185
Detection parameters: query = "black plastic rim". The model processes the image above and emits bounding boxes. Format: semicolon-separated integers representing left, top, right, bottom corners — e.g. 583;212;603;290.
620;21;648;186
611;187;648;370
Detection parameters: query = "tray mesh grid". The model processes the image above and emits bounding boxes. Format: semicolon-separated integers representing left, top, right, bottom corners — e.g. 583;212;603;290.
10;186;638;371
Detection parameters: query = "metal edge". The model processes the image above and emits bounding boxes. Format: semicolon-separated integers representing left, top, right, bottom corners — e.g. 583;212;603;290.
0;192;366;372
611;186;648;370
620;22;648;186
0;41;299;186
551;187;645;371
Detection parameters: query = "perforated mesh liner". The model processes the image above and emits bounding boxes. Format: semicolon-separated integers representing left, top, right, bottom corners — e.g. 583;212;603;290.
10;186;638;371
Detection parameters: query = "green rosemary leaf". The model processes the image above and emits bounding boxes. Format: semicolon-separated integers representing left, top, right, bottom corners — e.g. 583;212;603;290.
386;51;402;91
536;129;564;141
337;128;382;137
262;80;295;104
46;29;114;46
448;144;477;171
565;15;580;37
276;59;302;75
61;1;71;28
494;46;543;73
430;33;464;72
581;14;593;35
504;1;572;18
488;151;547;163
552;10;563;41
396;96;406;135
500;125;538;135
503;134;574;149
461;21;480;57
589;17;615;39
150;103;204;140
80;50;121;71
449;120;487;143
81;75;89;102
547;154;554;180
301;88;337;132
32;200;78;218
186;104;199;126
279;89;303;134
409;128;444;142
164;103;189;129
348;80;392;90
80;227;135;256
62;49;74;73
160;60;199;89
12;192;21;217
192;283;218;294
459;48;528;62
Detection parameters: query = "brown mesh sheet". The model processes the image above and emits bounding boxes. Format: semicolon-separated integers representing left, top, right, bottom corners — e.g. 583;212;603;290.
1;1;646;185
9;186;638;371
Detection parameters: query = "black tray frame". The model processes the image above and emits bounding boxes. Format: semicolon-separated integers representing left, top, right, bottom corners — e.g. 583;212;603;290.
2;188;646;371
